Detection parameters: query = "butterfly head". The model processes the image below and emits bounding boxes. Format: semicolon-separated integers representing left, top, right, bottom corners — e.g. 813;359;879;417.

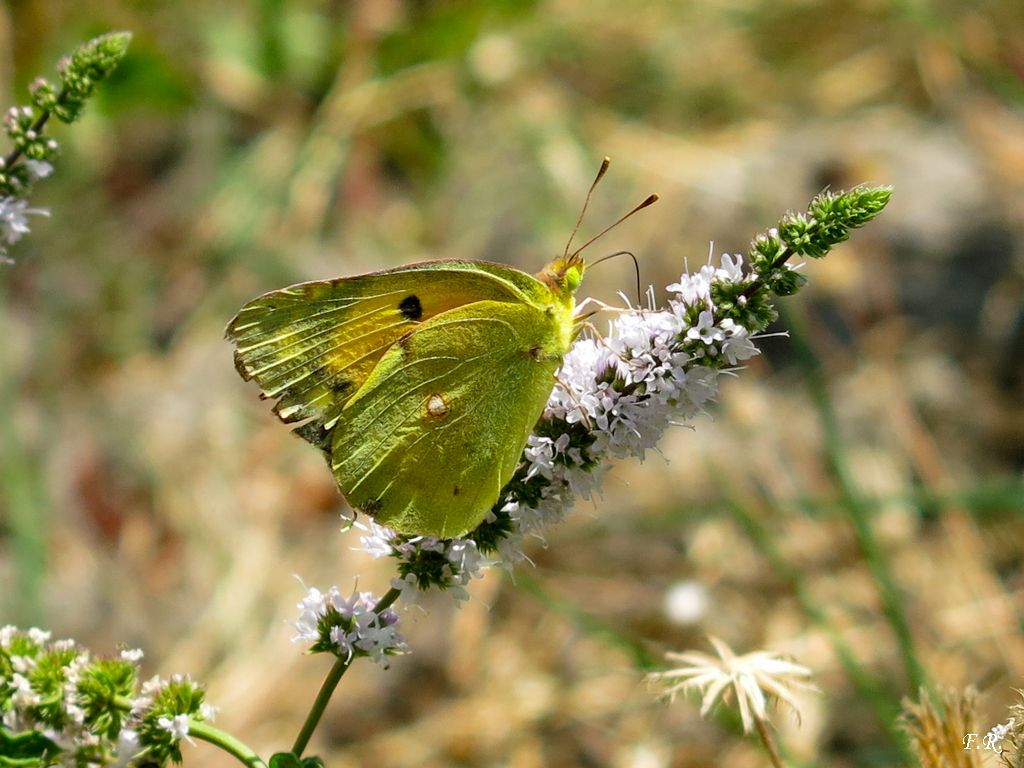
538;253;585;302
541;156;656;307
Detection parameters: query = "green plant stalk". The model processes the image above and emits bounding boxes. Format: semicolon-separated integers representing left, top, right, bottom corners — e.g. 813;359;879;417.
189;721;267;768
782;304;926;693
290;586;402;757
290;650;352;756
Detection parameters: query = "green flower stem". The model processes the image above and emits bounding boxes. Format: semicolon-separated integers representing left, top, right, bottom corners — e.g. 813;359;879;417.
3;31;130;175
291;586;402;757
291;654;351;758
189;721;267;768
371;585;401;613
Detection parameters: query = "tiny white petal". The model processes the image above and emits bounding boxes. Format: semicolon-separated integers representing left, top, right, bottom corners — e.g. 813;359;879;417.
158;713;194;745
120;648;144;662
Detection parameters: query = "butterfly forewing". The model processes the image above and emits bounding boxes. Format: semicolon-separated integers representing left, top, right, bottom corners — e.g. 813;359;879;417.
226;262;551;447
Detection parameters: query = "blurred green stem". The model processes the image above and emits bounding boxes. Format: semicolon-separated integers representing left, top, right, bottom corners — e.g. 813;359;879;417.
724;495;911;754
290;586;401;757
0;290;46;623
783;305;926;693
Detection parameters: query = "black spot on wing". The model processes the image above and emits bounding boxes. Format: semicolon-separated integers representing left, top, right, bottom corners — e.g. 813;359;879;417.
361;498;383;516
399;294;423;321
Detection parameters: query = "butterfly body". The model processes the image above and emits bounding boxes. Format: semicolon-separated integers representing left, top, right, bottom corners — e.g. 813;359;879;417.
227;256;584;538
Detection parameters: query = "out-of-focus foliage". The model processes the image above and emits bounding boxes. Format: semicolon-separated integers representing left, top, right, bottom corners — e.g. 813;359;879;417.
1;1;1022;766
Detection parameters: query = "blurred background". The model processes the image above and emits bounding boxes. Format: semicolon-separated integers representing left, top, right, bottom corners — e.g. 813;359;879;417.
1;1;1023;766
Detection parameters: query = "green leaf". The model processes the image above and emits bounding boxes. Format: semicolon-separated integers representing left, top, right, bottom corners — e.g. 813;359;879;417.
269;752;322;768
269;752;303;768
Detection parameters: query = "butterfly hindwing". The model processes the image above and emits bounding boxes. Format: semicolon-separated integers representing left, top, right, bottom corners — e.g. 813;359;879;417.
330;299;563;538
226;262;553;450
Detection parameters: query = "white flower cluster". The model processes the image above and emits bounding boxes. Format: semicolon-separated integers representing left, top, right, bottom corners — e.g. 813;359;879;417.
293;585;407;667
132;673;216;746
355;253;764;596
0;143;52;264
347;512;488;605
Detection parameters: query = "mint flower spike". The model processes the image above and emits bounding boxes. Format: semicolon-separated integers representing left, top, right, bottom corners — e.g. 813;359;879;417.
49;31;132;125
352;186;892;602
752;185;893;300
2;30;130;173
0;31;130;263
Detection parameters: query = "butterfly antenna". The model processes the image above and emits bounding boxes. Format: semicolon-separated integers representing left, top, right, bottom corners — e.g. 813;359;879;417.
570;193;659;259
563;157;612;259
590;250;643;306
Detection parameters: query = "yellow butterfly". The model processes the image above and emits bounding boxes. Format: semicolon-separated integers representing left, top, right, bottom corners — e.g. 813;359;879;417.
227;160;655;538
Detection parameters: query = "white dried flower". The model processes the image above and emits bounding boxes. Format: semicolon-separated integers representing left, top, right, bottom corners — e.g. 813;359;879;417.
647;635;817;734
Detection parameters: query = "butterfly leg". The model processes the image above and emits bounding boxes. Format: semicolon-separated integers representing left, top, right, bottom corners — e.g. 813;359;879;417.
579;319;608;344
552;374;594;430
574;295;643;318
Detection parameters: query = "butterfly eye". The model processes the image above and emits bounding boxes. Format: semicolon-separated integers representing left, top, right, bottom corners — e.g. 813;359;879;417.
564;265;583;293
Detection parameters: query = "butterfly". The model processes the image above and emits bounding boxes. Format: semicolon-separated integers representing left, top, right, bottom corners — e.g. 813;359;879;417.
226;160;655;538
